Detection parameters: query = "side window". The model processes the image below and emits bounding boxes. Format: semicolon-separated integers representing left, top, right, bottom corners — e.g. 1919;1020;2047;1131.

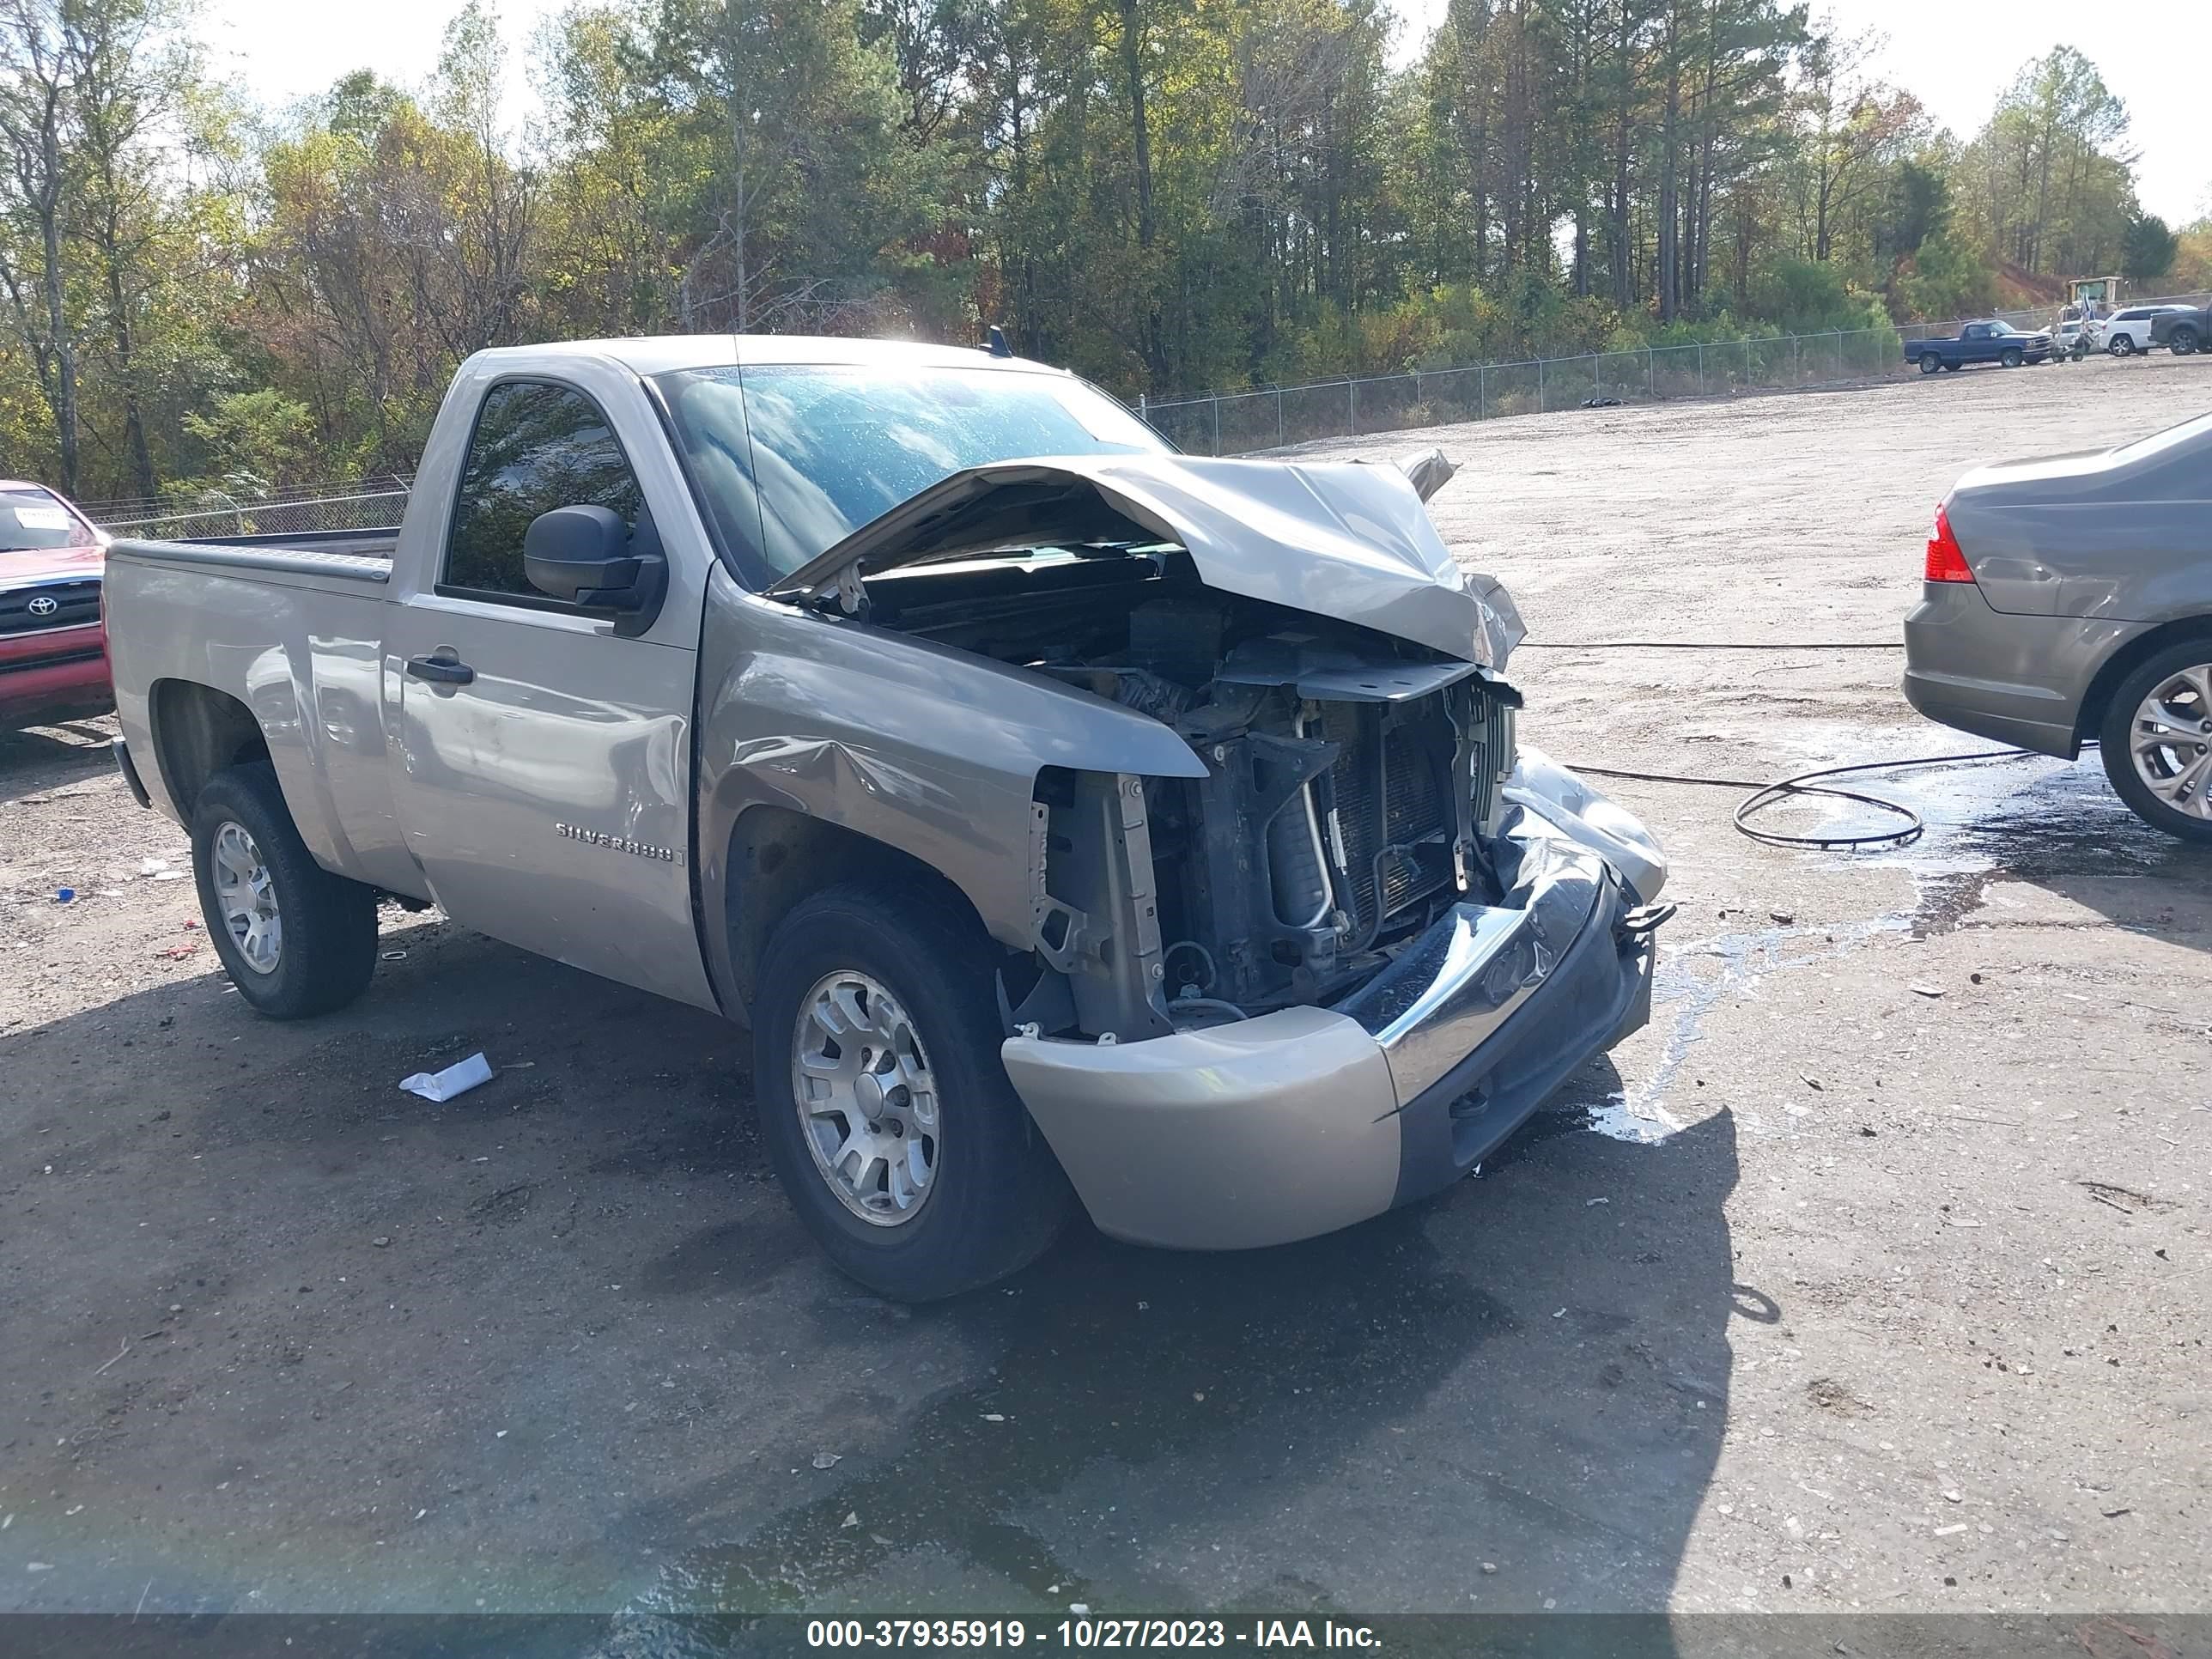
1964;325;1987;339
443;380;643;602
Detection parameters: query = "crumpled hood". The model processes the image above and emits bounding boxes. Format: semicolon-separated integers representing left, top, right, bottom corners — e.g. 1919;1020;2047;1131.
764;450;1525;668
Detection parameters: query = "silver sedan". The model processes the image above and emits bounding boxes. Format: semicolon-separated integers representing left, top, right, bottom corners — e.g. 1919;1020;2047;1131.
1903;410;2212;840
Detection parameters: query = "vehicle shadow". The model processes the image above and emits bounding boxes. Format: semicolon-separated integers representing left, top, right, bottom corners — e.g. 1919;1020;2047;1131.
1907;752;2212;951
617;1079;1741;1633
0;919;1740;1644
0;718;116;804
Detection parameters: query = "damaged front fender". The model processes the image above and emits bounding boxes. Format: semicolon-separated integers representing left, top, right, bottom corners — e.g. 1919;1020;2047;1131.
1501;744;1669;903
693;564;1204;1017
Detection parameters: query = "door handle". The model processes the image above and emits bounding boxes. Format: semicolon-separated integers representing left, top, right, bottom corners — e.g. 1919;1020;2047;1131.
405;654;476;686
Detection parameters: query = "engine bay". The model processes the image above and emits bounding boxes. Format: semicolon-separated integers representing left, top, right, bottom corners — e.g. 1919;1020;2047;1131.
865;550;1521;1040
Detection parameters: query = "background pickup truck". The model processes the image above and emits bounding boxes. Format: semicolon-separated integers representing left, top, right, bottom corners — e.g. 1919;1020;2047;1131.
1903;320;2054;374
103;336;1668;1299
2148;306;2209;356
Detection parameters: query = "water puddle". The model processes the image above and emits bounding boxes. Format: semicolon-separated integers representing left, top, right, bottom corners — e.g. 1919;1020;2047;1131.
1580;726;2206;1145
1579;912;1900;1146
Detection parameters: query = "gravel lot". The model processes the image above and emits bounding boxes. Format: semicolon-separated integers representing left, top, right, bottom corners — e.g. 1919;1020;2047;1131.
3;356;2209;1632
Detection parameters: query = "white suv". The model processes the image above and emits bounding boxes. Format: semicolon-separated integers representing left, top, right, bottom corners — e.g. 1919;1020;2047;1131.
2101;305;2196;356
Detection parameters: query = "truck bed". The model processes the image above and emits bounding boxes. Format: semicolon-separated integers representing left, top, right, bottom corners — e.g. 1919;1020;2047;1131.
106;526;398;583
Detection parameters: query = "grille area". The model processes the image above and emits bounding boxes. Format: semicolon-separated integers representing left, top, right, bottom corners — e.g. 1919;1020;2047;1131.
1469;694;1514;832
0;580;101;637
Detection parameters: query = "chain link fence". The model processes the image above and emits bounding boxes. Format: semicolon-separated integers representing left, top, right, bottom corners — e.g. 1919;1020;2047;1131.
97;485;411;540
1143;292;2212;458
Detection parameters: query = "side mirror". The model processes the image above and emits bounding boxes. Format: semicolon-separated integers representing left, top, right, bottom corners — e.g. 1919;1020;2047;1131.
524;504;667;633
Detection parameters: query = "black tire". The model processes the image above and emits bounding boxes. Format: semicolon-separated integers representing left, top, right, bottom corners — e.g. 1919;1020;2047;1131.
2099;643;2212;844
1917;356;1942;375
190;762;380;1018
1999;347;2024;368
2171;325;2201;356
1942;361;1962;373
750;882;1074;1300
2108;334;2136;357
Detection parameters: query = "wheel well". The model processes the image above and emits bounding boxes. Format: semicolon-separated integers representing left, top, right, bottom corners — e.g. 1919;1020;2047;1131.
2075;617;2212;747
722;806;995;1010
149;679;268;817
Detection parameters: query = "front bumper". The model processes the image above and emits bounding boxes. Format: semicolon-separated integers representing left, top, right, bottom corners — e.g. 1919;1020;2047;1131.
1002;776;1667;1249
0;620;112;726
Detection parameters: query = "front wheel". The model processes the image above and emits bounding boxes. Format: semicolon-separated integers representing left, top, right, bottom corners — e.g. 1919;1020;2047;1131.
750;883;1074;1300
191;762;380;1018
2109;334;2137;357
2100;645;2212;843
2000;347;2024;368
2170;325;2201;356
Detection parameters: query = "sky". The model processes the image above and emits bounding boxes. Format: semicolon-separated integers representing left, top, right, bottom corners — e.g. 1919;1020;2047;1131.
203;0;2209;227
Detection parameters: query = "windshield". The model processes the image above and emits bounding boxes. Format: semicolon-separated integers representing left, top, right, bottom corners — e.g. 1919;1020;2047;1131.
656;363;1168;582
1;487;97;553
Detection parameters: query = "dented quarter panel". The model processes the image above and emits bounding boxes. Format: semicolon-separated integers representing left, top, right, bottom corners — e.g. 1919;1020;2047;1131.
694;563;1207;1014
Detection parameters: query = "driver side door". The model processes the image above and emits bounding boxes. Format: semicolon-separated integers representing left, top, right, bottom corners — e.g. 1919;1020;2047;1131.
384;374;716;1010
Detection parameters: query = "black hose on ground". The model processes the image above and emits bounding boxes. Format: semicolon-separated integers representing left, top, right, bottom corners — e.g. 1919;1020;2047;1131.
1571;750;2054;850
1523;636;2074;851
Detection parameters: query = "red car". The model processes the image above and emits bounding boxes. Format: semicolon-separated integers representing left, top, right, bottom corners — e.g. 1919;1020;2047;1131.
1;480;112;729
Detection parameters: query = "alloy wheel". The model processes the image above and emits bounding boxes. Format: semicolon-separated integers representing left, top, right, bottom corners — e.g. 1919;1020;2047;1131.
211;820;283;974
2130;665;2212;820
791;969;940;1225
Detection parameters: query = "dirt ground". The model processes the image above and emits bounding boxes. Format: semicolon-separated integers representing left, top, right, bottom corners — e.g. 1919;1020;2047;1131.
3;355;2209;1632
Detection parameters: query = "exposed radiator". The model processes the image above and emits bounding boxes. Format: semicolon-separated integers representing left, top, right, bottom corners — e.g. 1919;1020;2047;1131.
1322;698;1456;938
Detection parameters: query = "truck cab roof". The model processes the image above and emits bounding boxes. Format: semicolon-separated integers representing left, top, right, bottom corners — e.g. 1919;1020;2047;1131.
462;334;1073;380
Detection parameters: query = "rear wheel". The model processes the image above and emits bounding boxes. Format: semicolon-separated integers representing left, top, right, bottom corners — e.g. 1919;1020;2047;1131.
190;762;380;1018
2108;333;2136;357
2170;325;2201;356
750;882;1074;1300
2100;645;2212;843
1999;347;2024;368
1917;356;1942;375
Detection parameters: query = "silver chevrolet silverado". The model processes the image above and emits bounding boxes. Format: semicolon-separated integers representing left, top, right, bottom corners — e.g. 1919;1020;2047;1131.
103;336;1668;1299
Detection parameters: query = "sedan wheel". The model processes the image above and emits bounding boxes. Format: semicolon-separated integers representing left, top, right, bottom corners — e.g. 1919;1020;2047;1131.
2128;667;2212;818
2101;648;2212;843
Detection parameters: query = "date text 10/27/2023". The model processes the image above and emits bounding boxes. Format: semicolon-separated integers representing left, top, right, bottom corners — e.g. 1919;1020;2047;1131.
805;1620;1383;1650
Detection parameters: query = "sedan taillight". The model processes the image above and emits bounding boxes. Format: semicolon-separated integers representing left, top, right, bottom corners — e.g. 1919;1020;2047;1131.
1925;503;1974;584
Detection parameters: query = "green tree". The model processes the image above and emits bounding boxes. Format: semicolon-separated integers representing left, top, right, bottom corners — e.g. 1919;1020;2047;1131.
2120;212;2176;283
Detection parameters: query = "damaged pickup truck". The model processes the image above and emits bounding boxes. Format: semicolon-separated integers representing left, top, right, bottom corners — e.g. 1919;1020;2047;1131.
102;337;1668;1299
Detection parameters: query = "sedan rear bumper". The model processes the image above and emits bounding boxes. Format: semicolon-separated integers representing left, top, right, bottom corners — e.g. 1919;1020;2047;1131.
1002;784;1664;1249
1902;581;2144;758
